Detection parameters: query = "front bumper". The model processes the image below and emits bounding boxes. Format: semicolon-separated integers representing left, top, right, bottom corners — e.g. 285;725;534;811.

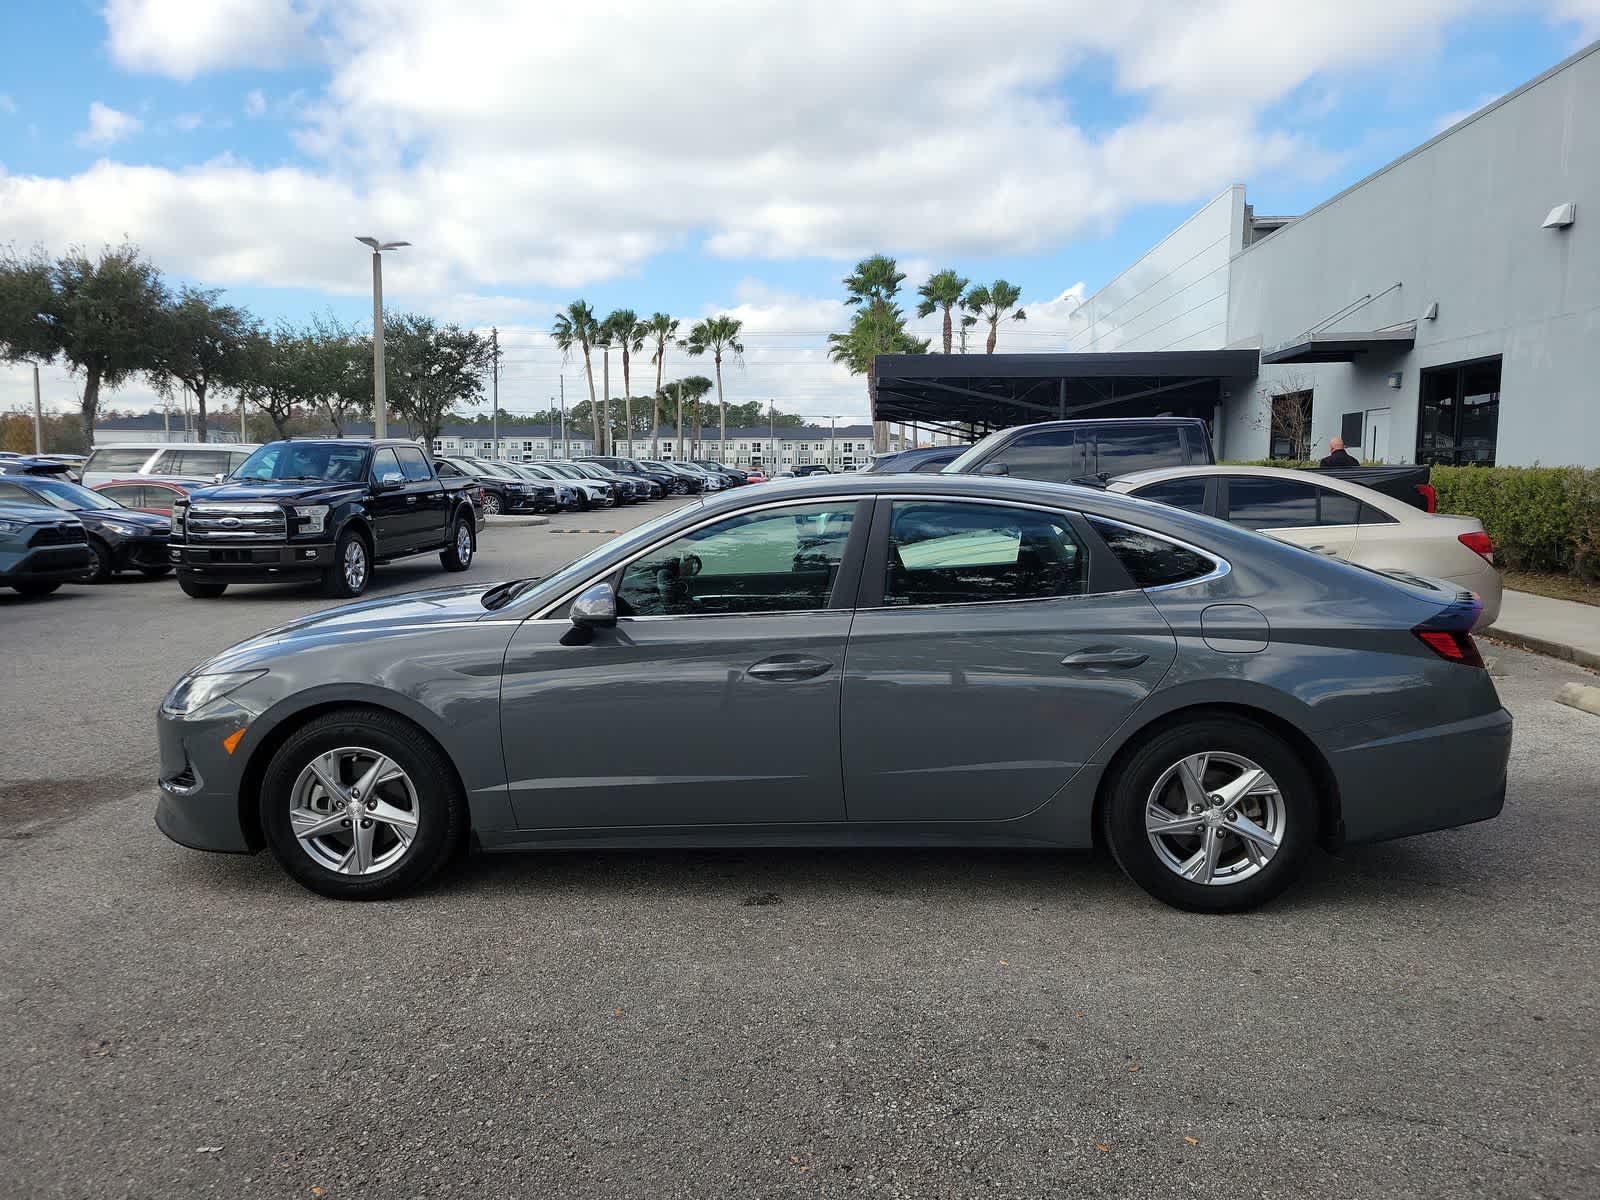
171;540;333;580
156;704;257;854
1331;705;1513;845
1;543;91;581
111;533;170;571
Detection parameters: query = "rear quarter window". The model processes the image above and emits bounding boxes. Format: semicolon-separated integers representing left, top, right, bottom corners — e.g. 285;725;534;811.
87;448;156;474
1090;519;1218;589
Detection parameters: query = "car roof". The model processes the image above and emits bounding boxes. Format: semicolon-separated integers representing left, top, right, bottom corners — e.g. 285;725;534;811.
89;441;260;452
1105;464;1414;515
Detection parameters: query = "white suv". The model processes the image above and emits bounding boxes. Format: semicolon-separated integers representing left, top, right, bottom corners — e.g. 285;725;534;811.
81;443;260;488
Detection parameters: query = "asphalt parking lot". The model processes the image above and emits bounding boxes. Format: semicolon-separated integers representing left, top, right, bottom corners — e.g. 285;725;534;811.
2;501;1597;1199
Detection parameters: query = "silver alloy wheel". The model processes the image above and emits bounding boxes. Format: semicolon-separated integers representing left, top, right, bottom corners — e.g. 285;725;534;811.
1145;751;1285;886
483;492;502;515
455;522;472;565
288;746;420;875
343;538;368;592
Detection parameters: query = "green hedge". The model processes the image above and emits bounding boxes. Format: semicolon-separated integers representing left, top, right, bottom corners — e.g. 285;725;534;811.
1219;461;1600;578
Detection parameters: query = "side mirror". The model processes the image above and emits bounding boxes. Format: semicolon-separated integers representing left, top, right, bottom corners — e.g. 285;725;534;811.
376;471;405;491
211;472;225;484
570;581;617;629
977;462;1010;477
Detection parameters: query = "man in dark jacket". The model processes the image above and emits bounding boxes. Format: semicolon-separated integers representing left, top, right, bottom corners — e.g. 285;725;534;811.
1319;437;1361;469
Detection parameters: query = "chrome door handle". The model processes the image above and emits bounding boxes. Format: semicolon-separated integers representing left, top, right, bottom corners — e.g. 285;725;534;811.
406;495;417;503
1061;648;1149;669
747;656;833;681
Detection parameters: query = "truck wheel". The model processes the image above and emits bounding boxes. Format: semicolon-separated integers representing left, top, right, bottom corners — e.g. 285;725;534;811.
179;576;228;599
323;529;371;598
440;515;474;572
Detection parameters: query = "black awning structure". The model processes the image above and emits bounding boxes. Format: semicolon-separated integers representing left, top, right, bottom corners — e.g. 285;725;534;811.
872;349;1261;435
1260;326;1416;365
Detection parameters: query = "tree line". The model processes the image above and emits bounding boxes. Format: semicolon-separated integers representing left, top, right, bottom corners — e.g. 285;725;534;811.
0;242;495;448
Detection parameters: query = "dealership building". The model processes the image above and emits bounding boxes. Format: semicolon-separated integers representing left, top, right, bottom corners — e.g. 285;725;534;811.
878;39;1598;468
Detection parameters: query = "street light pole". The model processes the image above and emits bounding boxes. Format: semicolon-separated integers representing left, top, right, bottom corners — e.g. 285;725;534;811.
825;415;839;471
356;237;411;439
32;363;43;454
490;327;500;460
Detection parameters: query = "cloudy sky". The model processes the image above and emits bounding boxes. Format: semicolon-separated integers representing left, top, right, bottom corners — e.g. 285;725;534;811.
2;0;1597;422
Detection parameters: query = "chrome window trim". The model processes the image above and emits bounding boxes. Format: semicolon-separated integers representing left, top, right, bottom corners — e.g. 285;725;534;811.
529;494;872;620
1085;513;1231;592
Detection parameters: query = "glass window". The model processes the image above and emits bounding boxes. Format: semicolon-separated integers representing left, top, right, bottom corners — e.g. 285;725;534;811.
395;447;433;481
150;449;185;474
1315;487;1362;527
1094;427;1186;476
371;448;402;481
0;482;36;504
617;502;856;617
229;450;251;472
234;442;368;482
987;428;1092;484
1225;477;1318;529
884;501;1086;607
1418;358;1500;466
98;484;147;507
85;448;155;474
1358;502;1396;526
1130;477;1207;513
1090;520;1216;589
180;449;234;476
435;460;462;477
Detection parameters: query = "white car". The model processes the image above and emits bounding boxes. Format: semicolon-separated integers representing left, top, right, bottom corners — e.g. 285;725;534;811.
81;442;260;489
1106;465;1501;627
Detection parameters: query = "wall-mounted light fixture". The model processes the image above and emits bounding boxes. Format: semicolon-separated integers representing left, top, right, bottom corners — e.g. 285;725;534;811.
1422;301;1439;321
1386;372;1403;389
1542;202;1576;230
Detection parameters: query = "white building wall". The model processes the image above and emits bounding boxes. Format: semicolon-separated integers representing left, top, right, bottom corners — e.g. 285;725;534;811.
1065;187;1245;355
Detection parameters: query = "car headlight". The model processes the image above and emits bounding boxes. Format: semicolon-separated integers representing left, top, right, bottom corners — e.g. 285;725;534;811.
103;522;137;536
0;518;24;535
293;504;330;534
161;669;268;717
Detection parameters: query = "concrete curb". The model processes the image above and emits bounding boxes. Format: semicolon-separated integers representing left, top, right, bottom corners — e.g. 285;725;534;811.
1484;624;1600;671
485;515;549;528
1555;683;1600;717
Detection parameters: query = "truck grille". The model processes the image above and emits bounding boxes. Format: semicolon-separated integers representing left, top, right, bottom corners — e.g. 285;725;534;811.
185;503;287;541
28;523;88;547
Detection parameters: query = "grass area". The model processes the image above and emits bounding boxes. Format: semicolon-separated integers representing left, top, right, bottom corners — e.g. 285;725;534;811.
1502;571;1600;607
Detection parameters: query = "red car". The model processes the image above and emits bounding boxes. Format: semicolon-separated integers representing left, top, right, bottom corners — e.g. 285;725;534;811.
91;478;205;515
745;471;769;484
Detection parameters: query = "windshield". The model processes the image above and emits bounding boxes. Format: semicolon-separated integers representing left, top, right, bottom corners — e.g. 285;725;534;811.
940;428;1009;474
471;460;524;480
234;442;370;483
17;478;123;511
543;463;584;478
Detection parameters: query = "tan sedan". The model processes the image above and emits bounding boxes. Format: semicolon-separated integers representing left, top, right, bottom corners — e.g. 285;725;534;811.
1106;465;1501;627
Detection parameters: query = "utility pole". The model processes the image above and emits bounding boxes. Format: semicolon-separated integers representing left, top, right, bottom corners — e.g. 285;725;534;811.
356;237;410;440
600;346;610;456
768;400;776;472
491;326;500;460
32;364;43;454
240;395;247;443
559;376;567;458
828;415;838;471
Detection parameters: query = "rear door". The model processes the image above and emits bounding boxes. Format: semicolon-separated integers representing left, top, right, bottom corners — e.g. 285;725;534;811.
1091;424;1189;478
841;497;1176;822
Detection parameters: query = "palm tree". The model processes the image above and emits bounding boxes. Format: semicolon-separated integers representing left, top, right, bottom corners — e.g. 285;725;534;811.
963;280;1027;353
643;313;678;458
663;375;712;459
827;303;929;431
682;316;744;462
551;300;602;454
915;269;969;354
605;309;646;454
843;254;906;308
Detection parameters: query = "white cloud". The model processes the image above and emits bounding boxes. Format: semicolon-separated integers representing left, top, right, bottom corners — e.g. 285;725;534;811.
75;101;143;149
0;94;16;115
103;0;320;79
244;90;268;118
1553;1;1600;38
173;112;204;132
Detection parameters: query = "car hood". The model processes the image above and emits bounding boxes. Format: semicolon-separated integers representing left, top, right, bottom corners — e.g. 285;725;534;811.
189;480;368;505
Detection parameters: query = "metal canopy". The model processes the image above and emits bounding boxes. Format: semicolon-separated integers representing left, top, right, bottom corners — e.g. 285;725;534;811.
1260;326;1416;365
872;350;1261;434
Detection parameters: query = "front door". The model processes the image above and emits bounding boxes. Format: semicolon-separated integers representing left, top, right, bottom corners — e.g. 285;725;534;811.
841;499;1176;823
499;498;869;829
366;448;411;553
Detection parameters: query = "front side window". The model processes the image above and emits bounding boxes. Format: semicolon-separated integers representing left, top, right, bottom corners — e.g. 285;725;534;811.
1225;477;1318;529
618;502;857;617
98;485;147;507
371;448;402;481
986;428;1092;484
1130;477;1207;513
883;501;1086;607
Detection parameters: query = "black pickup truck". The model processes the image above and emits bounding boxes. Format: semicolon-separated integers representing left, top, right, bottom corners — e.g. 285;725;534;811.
168;439;482;599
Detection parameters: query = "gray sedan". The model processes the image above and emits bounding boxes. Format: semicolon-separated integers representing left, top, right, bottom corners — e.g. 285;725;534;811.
156;474;1511;911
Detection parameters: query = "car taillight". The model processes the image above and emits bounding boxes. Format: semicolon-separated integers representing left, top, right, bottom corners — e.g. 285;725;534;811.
1458;530;1494;564
1414;483;1437;513
1414;628;1485;668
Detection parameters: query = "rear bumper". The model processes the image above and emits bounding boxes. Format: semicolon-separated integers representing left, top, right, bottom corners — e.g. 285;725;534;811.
171;540;333;579
1331;705;1513;845
1;543;91;581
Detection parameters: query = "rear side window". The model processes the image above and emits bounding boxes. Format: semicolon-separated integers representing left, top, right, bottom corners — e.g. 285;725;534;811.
87;448;155;474
1315;487;1362;527
1090;519;1217;589
986;429;1091;484
182;450;234;476
98;484;146;507
885;501;1086;606
1094;426;1186;476
1131;478;1207;513
395;447;433;481
1225;477;1318;529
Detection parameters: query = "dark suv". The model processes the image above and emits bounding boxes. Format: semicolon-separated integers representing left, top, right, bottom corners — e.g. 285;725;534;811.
0;501;90;596
943;417;1213;485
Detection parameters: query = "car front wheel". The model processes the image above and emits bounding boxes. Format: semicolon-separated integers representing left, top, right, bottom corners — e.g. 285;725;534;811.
259;708;466;900
481;491;503;516
78;537;112;584
1101;717;1317;912
323;530;370;598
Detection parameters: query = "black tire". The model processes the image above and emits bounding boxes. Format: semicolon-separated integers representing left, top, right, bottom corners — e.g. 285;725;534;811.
10;580;61;596
259;707;466;900
440;514;474;572
78;537;113;584
139;565;173;578
481;491;503;516
178;576;227;599
1100;716;1318;913
322;528;371;598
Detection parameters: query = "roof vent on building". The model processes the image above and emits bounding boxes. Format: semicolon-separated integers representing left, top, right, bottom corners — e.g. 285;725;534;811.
1542;202;1576;230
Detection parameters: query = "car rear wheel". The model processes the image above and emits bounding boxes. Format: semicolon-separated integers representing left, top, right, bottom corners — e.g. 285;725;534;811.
77;537;112;584
323;530;370;598
178;576;227;598
260;708;466;900
10;580;62;596
1101;717;1317;912
440;515;474;572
